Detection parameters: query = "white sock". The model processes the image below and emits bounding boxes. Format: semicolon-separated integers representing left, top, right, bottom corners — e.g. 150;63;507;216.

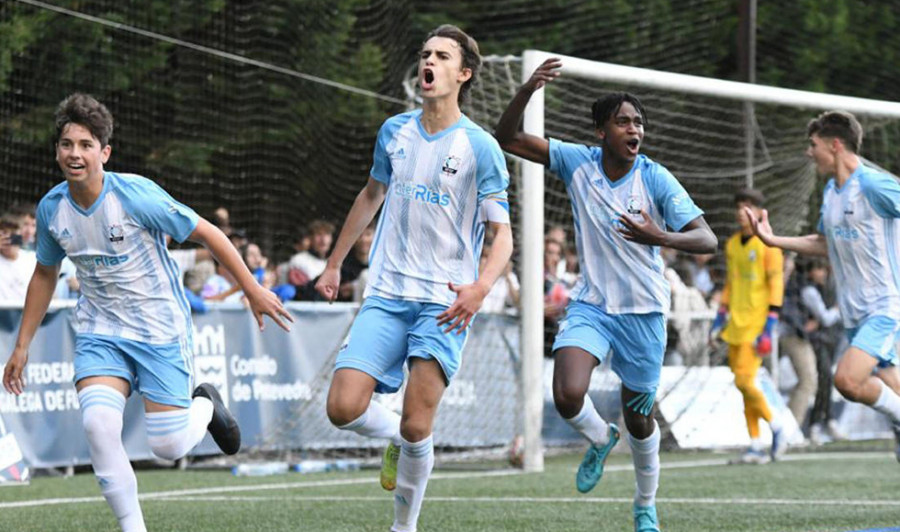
564;395;610;446
628;422;660;508
391;435;435;532
872;380;900;425
78;385;146;532
338;401;402;446
769;413;783;432
145;397;214;460
750;438;764;452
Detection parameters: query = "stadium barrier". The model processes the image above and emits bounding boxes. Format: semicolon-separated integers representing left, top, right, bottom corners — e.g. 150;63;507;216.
0;303;892;469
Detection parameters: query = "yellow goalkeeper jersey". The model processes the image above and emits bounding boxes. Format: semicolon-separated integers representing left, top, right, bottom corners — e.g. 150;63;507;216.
721;232;784;344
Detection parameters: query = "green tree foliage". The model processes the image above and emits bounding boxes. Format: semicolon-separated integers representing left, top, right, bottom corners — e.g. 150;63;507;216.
2;0;899;257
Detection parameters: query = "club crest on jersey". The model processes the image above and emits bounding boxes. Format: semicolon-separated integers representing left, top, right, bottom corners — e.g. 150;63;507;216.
626;195;642;215
441;155;461;176
748;250;757;262
108;224;125;243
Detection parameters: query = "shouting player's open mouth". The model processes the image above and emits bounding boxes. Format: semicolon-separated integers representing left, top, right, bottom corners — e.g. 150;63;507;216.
625;138;640;156
421;68;435;91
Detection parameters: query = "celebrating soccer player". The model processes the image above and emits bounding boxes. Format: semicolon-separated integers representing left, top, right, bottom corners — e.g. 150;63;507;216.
2;93;293;532
747;110;900;462
315;25;513;532
495;57;716;532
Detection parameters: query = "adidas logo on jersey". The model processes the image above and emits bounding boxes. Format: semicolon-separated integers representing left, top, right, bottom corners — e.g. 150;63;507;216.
60;228;72;240
389;147;406;162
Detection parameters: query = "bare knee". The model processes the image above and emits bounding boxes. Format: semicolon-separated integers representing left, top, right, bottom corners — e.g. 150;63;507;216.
833;371;863;401
553;380;587;419
399;413;433;442
623;409;655;440
326;394;368;428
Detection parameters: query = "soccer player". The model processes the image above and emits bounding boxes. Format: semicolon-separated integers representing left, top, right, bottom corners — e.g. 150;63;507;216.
495;58;716;532
2;93;292;532
315;25;512;532
709;188;785;464
748;110;900;461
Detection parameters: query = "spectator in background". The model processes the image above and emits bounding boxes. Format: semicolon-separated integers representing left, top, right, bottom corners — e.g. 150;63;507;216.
202;260;240;302
210;206;232;237
53;257;80;300
289;220;334;292
9;203;37;252
480;244;520;314
228;228;249;251
278;227;311;285
802;257;847;444
686;252;715;299
242;242;267;284
666;257;712;366
547;224;568;279
0;214;37;303
544;236;568;357
337;224;374;302
561;246;579;289
245;242;295;302
166;235;214;312
778;252;818;429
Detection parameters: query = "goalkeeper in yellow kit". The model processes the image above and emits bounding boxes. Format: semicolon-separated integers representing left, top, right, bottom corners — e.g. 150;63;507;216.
711;188;786;464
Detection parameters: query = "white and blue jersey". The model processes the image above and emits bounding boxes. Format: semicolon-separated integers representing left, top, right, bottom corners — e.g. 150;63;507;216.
365;110;510;306
818;164;900;328
36;172;199;344
549;139;704;315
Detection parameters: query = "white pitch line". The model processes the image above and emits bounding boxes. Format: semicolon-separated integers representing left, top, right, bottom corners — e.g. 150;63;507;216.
148;494;900;507
0;469;523;509
0;452;893;510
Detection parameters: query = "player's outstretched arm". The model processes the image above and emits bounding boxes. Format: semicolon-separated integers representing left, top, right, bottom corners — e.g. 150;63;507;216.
316;177;387;302
745;207;828;256
3;263;59;395
618;212;717;254
494;57;562;166
188;219;293;332
437;221;513;334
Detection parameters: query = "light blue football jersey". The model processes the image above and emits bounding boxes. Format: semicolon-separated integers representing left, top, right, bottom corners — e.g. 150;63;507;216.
818;164;900;328
365;110;510;306
36;172;199;344
549;138;703;314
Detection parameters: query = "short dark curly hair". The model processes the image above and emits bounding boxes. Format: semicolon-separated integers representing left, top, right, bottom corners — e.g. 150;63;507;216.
55;93;114;147
807;110;863;154
734;187;765;208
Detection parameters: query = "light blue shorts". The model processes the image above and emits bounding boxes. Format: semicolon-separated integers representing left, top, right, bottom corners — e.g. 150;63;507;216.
846;315;900;368
334;296;468;394
552;301;666;394
74;334;193;407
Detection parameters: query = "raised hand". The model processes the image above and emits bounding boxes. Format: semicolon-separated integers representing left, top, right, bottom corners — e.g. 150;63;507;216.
745;207;775;245
524;57;563;92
